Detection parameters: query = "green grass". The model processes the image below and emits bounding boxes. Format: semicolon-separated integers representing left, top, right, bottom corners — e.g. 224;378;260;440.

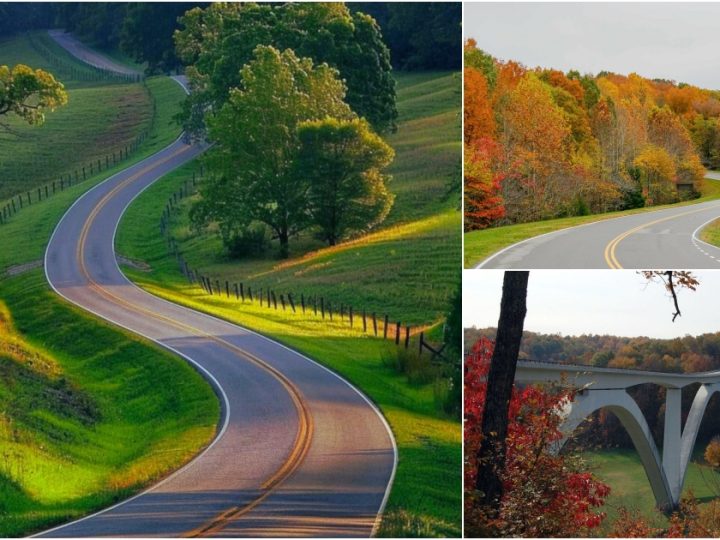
0;76;186;273
115;70;462;536
0;272;218;536
583;448;720;535
0;34;218;536
464;177;720;267
117;71;461;327
0;32;167;202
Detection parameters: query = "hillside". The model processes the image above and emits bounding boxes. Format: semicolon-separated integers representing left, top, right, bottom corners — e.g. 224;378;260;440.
115;70;462;536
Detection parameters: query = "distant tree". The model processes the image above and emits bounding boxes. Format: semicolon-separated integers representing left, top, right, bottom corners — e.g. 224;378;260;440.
352;3;461;70
296;117;394;246
192;46;353;259
56;3;127;49
0;64;68;134
120;3;198;73
175;3;397;135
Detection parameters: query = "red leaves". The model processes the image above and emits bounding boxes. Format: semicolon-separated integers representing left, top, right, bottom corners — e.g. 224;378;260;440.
465;338;610;536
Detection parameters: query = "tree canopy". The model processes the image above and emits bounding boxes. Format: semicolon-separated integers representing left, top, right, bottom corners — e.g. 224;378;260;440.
464;40;719;230
0;64;68;134
175;2;397;135
296;117;394;246
192;45;356;258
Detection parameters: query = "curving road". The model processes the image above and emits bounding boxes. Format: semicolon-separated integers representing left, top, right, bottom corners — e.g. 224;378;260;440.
38;34;396;538
478;174;720;269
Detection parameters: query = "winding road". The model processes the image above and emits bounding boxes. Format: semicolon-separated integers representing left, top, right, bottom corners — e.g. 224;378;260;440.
478;173;720;269
39;32;396;538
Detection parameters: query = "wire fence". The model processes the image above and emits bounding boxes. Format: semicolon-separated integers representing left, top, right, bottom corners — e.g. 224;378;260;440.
158;165;446;357
27;32;142;84
0;83;157;226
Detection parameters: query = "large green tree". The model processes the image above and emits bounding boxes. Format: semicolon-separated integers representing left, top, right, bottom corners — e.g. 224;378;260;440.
296;117;394;246
0;64;68;134
192;45;353;258
175;2;397;135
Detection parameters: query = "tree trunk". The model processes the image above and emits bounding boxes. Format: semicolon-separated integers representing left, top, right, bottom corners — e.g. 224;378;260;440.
278;230;289;259
474;271;529;514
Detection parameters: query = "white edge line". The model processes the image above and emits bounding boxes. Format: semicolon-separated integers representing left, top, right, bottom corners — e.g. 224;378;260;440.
107;146;399;538
476;178;720;269
691;214;720;255
34;79;235;538
37;75;397;536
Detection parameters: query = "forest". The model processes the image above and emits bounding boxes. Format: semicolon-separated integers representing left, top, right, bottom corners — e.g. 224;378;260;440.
465;39;720;230
466;327;720;451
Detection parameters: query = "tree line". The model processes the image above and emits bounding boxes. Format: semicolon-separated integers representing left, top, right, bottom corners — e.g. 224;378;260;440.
0;3;460;74
465;39;720;230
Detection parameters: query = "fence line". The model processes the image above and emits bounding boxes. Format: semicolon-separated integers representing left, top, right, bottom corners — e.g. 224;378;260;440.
158;165;439;353
0;84;157;227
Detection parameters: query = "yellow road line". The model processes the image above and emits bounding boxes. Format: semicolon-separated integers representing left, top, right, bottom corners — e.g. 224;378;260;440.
604;204;720;269
73;145;313;537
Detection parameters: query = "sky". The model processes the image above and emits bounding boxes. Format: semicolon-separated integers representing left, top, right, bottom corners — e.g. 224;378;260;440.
464;2;720;90
463;270;720;339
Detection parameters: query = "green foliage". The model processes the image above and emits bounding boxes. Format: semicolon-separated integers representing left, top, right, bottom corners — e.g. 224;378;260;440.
297;117;395;245
224;224;268;259
175;2;398;134
55;3;127;50
120;3;191;73
0;64;67;133
464;42;497;88
195;45;353;258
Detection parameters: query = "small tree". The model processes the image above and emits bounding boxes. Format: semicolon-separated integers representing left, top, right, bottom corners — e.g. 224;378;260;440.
706;437;720;468
0;64;67;134
296;117;394;245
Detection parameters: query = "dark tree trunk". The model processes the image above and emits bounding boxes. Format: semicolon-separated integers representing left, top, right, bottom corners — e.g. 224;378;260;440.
278;230;289;259
474;271;529;513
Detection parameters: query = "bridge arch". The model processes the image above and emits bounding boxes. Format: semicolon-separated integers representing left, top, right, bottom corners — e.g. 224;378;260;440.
557;389;672;509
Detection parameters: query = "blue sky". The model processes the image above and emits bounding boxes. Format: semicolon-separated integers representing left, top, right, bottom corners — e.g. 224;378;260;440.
463;270;720;338
465;2;720;90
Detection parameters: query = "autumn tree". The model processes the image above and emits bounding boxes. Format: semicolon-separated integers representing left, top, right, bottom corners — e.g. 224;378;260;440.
296;117;394;246
465;336;610;537
464;141;505;230
464;67;495;146
192;46;353;258
474;271;529;515
633;145;677;204
0;65;67;134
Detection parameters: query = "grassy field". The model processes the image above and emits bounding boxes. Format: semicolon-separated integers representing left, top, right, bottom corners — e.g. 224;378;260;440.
583;448;720;535
0;34;220;536
0;272;218;536
464;177;720;267
116;71;462;536
0;32;151;201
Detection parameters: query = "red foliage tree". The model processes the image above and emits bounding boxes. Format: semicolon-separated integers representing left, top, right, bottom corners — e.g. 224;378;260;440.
464;139;505;230
465;337;611;537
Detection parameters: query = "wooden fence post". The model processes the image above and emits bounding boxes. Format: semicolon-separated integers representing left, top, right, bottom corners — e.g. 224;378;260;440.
234;283;239;300
383;315;389;339
301;294;306;313
405;326;410;349
320;297;325;319
362;309;367;333
372;313;377;336
419;332;424;355
225;281;229;298
349;307;354;328
280;294;286;311
395;322;401;345
240;283;245;301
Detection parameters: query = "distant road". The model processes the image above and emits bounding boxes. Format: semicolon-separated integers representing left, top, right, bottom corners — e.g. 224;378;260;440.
38;35;395;538
478;174;720;269
48;30;140;76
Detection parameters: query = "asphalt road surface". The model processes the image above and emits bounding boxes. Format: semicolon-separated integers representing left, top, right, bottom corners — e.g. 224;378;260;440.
48;30;140;76
38;35;396;538
478;176;720;269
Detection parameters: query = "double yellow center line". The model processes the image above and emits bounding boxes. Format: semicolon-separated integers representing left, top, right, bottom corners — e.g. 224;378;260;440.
72;144;313;537
604;204;720;269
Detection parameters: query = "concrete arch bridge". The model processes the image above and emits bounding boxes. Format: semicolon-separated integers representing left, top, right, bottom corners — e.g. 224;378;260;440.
516;361;720;510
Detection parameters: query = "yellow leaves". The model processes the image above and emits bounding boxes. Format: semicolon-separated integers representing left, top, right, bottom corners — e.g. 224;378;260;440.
0;63;67;128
